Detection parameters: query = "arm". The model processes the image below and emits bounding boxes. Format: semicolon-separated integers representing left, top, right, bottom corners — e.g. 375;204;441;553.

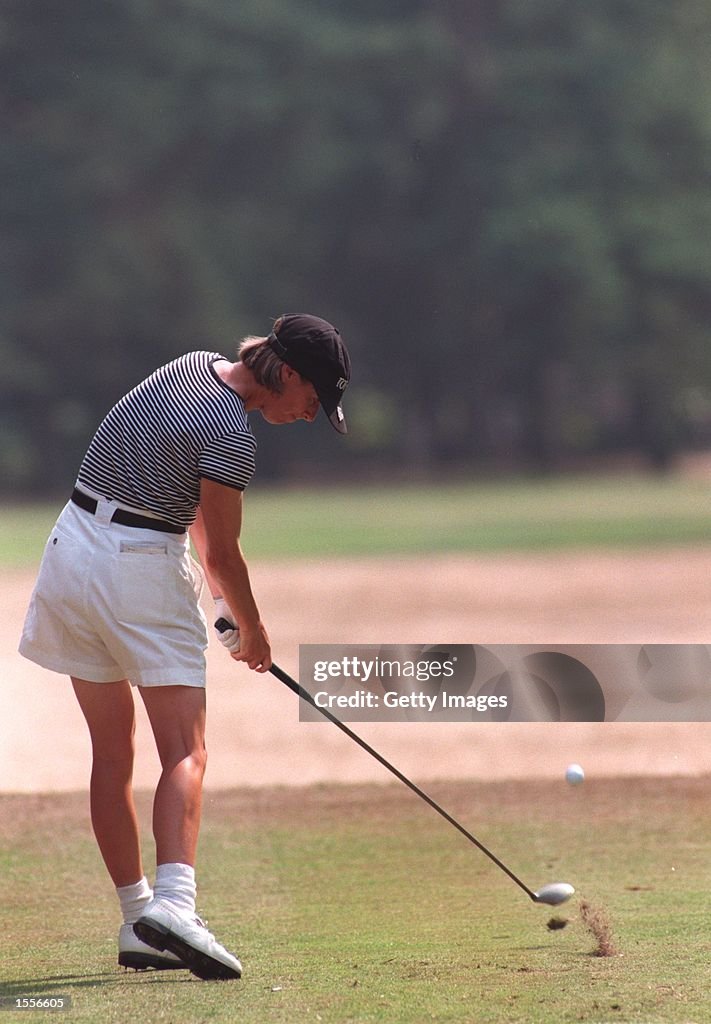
190;478;271;672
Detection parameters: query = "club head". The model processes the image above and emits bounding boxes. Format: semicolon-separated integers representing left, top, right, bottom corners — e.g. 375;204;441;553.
533;882;575;906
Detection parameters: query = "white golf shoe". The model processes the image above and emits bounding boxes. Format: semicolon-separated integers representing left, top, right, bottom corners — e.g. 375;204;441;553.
133;899;242;981
118;923;186;971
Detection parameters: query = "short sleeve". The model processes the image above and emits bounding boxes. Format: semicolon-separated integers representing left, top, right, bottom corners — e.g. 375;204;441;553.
197;432;257;491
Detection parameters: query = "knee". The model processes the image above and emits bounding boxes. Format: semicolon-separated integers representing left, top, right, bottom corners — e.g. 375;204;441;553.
179;745;207;788
162;742;207;779
191;743;207;779
91;733;135;768
90;744;135;785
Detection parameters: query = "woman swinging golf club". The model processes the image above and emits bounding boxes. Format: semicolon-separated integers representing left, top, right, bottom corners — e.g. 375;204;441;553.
19;314;351;980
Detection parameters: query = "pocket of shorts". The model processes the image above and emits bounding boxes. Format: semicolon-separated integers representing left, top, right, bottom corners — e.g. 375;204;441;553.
115;541;178;626
35;527;85;604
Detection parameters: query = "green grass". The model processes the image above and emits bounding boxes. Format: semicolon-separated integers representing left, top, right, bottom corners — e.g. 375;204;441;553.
3;474;711;569
1;777;710;1023
239;475;711;558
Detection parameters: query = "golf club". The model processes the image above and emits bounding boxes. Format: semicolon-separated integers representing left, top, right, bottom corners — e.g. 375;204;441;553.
215;622;574;906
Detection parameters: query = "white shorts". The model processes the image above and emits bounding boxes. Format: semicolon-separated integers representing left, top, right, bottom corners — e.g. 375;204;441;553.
19;500;208;687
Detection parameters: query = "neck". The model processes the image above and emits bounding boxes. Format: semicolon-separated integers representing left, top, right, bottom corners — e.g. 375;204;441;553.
217;361;266;411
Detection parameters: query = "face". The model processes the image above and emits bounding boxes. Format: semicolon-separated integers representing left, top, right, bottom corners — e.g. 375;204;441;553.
259;367;320;425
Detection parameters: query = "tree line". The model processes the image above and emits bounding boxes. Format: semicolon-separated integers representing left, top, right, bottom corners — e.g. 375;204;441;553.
4;0;711;493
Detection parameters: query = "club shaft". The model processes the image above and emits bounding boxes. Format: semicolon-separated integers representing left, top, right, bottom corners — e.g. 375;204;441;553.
269;662;537;901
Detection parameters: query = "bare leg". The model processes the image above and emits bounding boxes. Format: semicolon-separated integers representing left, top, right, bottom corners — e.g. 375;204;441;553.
71;677;143;887
138;685;207;867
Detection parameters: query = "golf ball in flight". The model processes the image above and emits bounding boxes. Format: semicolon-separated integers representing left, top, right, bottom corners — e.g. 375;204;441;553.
565;763;585;785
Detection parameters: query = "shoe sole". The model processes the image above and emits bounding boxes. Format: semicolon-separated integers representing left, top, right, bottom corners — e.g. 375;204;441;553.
133;918;241;981
118;950;186;971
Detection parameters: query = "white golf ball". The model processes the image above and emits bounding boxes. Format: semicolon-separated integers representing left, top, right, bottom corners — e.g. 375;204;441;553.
565;763;585;785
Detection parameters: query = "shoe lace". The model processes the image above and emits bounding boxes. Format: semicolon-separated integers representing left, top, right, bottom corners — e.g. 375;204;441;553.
193;915;215;940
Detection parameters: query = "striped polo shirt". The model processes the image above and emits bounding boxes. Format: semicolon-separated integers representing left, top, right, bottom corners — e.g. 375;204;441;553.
76;352;256;528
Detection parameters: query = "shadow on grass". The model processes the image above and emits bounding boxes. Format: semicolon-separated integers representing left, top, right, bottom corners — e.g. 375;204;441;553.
0;970;197;998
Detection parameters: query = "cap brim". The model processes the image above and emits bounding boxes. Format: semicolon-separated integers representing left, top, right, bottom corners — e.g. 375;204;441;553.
315;384;348;434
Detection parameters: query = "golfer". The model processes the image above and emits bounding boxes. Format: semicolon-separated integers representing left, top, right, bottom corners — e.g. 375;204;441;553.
19;314;351;980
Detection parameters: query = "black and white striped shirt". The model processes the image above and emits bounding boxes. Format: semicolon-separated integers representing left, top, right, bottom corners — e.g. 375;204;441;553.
76;352;256;527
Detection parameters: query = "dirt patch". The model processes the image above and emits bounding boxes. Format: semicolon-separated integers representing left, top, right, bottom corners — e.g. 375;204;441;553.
3;774;709;851
4;548;711;794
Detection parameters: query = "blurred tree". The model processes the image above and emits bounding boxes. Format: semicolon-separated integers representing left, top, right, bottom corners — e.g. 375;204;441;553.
3;0;711;491
443;0;711;468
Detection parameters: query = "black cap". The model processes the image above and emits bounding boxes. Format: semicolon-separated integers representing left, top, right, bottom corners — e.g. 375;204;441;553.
267;314;351;434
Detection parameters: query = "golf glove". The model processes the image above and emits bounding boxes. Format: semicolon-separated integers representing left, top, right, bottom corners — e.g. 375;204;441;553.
213;598;241;653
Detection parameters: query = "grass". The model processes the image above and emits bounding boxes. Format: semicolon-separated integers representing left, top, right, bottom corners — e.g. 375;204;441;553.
3;473;711;568
1;776;710;1023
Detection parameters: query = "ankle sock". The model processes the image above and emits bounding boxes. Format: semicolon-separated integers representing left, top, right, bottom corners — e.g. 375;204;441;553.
117;876;153;925
154;862;197;915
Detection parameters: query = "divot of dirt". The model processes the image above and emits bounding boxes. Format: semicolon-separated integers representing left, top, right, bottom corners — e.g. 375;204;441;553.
579;899;618;957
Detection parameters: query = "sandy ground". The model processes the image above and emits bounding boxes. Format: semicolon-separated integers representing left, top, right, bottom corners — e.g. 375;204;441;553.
3;547;711;794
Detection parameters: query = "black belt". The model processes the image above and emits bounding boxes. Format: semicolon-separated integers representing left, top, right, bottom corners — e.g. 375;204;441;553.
71;488;185;535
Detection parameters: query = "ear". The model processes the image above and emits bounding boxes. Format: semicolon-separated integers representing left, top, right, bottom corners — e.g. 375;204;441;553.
280;363;298;384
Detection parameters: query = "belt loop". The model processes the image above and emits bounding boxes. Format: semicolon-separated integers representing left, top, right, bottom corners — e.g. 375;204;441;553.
94;498;115;526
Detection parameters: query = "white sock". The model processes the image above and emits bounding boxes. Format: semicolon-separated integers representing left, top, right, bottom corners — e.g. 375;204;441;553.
154;862;197;916
117;876;153;925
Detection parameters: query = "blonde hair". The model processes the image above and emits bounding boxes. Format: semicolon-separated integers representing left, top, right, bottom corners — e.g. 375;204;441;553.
238;335;285;394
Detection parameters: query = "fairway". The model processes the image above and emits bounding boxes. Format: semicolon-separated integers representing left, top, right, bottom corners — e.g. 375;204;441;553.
3;474;711;568
1;776;709;1023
